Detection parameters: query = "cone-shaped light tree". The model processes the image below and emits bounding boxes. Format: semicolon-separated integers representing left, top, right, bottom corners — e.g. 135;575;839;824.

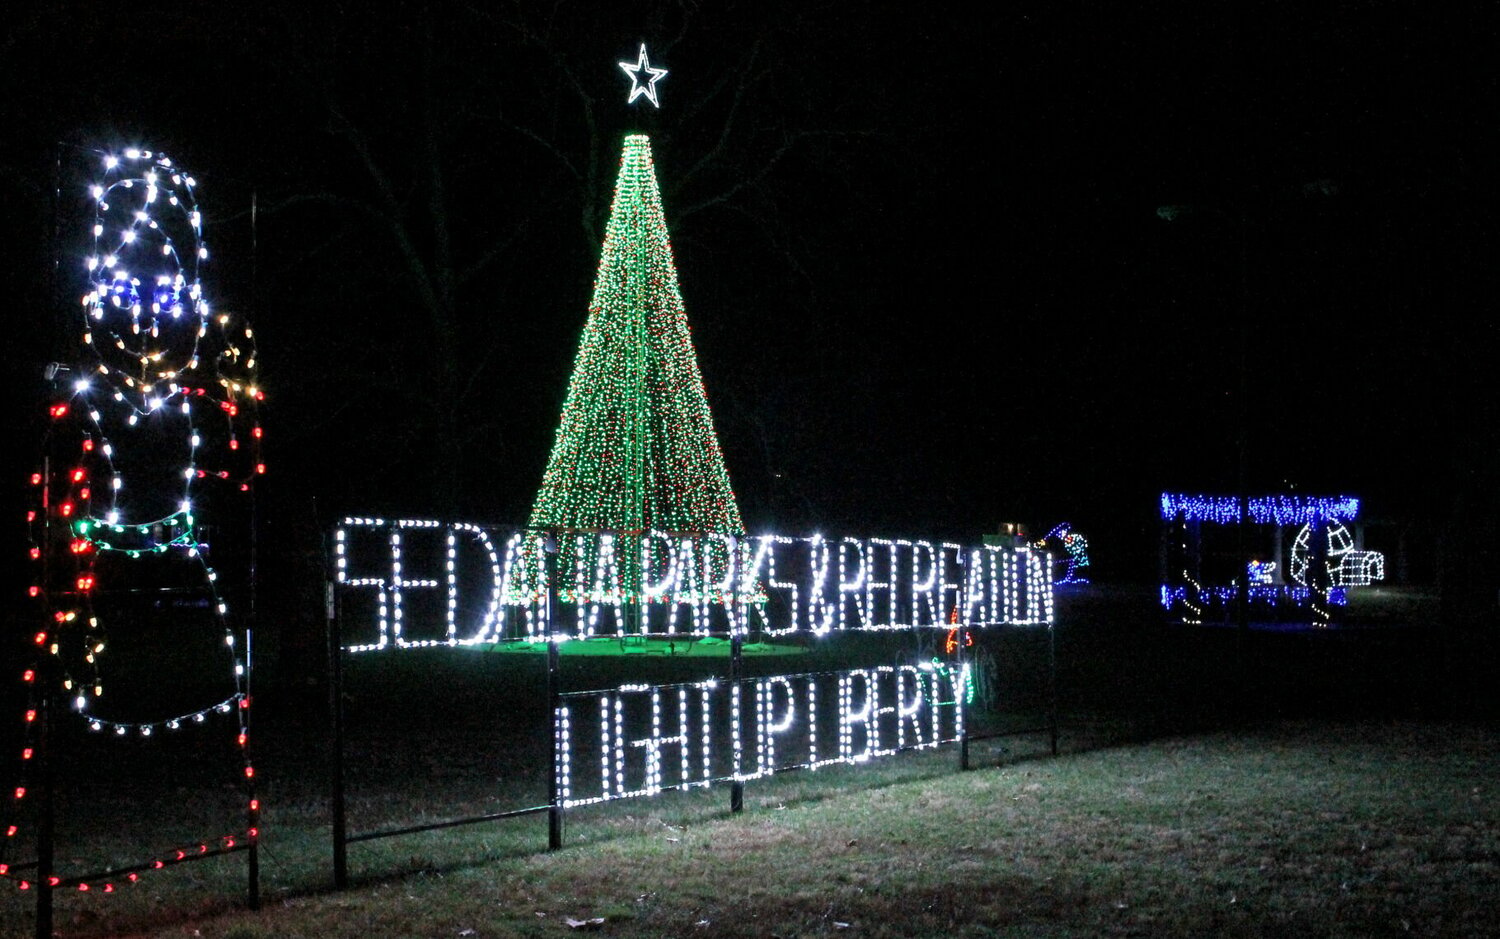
527;134;744;602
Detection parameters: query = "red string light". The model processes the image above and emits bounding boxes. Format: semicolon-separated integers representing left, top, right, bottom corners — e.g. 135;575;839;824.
3;146;265;904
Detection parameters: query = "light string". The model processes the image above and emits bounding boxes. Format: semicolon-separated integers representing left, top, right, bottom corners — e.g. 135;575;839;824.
333;517;1057;649
1159;491;1379;624
1159;493;1361;526
3;148;262;895
1036;523;1090;585
1288;520;1385;588
618;44;668;108
555;663;968;809
527;135;745;605
1158;584;1349;608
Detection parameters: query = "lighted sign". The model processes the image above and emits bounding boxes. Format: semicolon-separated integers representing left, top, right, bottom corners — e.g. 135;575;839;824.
554;664;968;807
332;518;1056;650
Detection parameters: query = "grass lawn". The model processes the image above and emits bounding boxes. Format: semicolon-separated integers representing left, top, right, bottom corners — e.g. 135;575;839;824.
4;719;1496;938
3;584;1496;937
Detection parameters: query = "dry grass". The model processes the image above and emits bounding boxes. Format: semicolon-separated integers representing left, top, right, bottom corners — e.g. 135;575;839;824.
5;585;1494;937
5;719;1497;938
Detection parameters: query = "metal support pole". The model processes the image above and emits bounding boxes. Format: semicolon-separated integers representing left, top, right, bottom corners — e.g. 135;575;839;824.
1235;212;1251;716
34;676;54;939
957;625;970;772
34;451;55;939
545;537;564;851
547;637;563;850
957;551;971;772
729;632;744;813
245;628;260;910
1047;619;1060;757
327;581;347;889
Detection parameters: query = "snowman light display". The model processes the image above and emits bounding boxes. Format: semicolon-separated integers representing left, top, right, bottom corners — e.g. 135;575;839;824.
5;148;262;891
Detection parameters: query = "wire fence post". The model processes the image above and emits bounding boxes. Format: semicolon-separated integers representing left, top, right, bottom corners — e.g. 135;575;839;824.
957;623;971;772
34;671;54;939
1047;615;1060;757
245;627;260;909
547;637;563;850
327;580;347;890
545;534;564;851
34;451;55;939
729;630;745;813
958;550;972;772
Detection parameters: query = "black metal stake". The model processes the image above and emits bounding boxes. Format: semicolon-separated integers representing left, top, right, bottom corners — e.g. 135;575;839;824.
34;450;55;939
245;628;260;910
327;581;348;889
35;675;54;939
545;537;564;851
547;635;563;851
729;631;744;813
1047;618;1060;757
957;551;971;772
957;626;971;772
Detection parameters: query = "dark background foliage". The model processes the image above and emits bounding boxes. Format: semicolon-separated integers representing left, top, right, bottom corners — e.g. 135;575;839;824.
1;2;1495;603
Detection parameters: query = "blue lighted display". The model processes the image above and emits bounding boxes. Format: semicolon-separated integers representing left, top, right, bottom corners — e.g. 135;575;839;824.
1159;493;1361;526
1158;585;1348;609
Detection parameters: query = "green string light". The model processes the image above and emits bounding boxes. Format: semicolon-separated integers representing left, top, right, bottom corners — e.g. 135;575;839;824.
528;135;744;601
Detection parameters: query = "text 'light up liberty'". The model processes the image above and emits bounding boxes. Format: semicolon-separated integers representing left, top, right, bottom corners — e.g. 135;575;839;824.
555;664;968;808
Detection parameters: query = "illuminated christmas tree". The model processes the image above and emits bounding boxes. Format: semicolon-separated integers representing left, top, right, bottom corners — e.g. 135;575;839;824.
526;134;744;608
530;133;744;537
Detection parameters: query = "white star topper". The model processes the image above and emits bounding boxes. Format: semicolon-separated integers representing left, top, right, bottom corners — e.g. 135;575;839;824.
619;43;668;108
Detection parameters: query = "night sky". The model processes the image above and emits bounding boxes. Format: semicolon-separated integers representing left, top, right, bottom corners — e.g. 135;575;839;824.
2;3;1495;583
